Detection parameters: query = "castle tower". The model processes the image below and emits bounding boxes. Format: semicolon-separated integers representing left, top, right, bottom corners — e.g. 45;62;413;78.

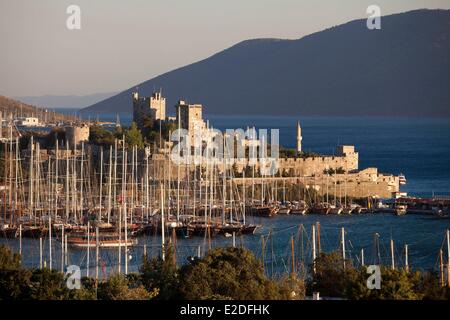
175;100;206;141
296;121;302;154
132;90;166;128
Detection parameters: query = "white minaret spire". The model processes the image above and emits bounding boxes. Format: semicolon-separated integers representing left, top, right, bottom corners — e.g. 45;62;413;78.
296;120;302;154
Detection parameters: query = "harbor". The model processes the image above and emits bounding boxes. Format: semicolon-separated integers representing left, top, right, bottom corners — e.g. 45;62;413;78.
1;102;450;278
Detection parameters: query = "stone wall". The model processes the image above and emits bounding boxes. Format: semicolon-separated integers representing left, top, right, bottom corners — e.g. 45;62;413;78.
65;125;90;148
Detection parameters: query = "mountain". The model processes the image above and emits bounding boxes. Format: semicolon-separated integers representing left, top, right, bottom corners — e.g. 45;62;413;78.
17;92;117;110
81;9;450;117
0;95;73;121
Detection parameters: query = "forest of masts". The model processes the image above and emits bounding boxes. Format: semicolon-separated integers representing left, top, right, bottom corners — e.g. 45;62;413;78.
1;125;320;239
1;125;450;286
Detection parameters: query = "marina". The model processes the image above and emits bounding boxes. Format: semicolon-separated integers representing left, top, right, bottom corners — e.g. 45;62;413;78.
1;112;450;278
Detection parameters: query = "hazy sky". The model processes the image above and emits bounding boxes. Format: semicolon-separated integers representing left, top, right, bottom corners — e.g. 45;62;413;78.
1;0;449;97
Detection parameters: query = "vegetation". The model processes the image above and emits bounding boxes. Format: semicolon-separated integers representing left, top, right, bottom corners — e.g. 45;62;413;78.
178;247;284;300
123;122;144;149
89;125;116;147
1;245;448;300
308;251;450;300
88;122;145;149
0;245;303;300
140;245;179;300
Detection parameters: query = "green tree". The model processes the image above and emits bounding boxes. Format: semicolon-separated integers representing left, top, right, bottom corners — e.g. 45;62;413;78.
309;251;354;298
376;267;421;300
89;125;115;147
124;122;144;149
140;245;178;300
27;268;71;300
0;245;32;300
140;115;155;138
178;247;281;300
414;271;449;300
278;274;306;300
97;274;156;300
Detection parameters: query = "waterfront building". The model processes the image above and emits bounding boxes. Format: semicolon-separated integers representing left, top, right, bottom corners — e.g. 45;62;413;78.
15;117;39;127
175;100;206;142
297;120;302;154
132;90;166;128
65;124;90;148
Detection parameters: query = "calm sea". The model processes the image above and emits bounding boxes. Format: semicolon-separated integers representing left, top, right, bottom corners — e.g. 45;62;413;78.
8;109;444;274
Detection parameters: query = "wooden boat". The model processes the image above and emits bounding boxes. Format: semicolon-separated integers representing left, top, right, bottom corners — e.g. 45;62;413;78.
241;224;258;234
22;225;48;238
290;201;308;215
277;205;291;215
329;205;344;215
311;203;331;215
248;205;277;218
167;220;190;238
0;224;17;238
188;221;218;237
96;222;116;233
52;223;74;235
67;233;137;248
215;223;242;235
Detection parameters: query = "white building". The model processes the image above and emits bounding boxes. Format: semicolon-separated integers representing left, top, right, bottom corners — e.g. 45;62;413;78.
16;117;40;127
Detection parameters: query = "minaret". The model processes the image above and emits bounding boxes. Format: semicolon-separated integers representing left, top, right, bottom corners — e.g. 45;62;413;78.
296;121;302;154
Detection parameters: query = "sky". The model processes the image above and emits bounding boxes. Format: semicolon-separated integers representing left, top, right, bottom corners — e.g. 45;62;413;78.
1;0;449;98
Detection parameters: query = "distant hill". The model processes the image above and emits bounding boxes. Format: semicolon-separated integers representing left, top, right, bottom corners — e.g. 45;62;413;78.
0;95;73;121
81;9;450;117
17;92;117;109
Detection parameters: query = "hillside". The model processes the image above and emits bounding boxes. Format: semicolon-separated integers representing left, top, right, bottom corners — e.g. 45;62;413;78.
81;9;450;117
0;95;73;121
16;92;117;109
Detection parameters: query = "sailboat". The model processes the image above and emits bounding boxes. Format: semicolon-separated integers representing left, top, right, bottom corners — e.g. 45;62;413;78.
67;232;137;248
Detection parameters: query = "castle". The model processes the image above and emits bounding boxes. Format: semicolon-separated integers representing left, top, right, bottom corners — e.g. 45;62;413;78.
132;90;166;128
132;91;400;198
133;91;206;142
175;100;206;141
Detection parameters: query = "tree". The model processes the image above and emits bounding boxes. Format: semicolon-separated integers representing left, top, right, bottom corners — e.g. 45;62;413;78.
124;122;144;149
141;115;155;138
97;274;156;300
309;251;354;298
140;245;178;300
278;274;306;300
27;268;72;300
178;247;281;300
376;267;421;300
414;271;449;300
89;125;115;147
0;245;32;300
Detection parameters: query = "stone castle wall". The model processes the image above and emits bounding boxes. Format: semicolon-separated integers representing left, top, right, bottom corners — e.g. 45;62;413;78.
65;125;90;148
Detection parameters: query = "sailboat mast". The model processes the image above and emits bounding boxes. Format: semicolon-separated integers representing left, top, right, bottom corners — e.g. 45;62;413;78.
99;147;103;221
390;239;395;270
161;184;165;261
242;170;246;226
447;229;450;287
107;145;112;224
65;142;69;221
341;227;345;269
